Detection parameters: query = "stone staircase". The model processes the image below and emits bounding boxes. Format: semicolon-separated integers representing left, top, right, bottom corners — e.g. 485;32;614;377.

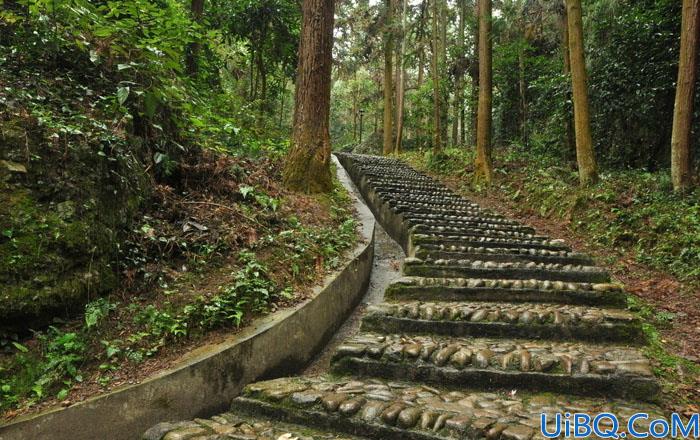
144;154;666;440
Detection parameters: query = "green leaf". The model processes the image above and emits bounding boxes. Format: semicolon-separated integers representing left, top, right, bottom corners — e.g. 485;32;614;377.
239;185;255;199
12;342;28;353
116;86;130;106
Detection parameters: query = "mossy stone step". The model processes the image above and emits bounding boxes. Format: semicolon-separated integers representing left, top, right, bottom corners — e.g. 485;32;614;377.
414;246;593;266
330;333;659;401
143;412;368;440
229;377;667;440
406;218;535;234
403;260;610;284
411;234;571;252
361;301;643;343
385;277;627;306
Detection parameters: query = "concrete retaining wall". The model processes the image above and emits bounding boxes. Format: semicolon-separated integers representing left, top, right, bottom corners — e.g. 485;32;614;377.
0;157;376;440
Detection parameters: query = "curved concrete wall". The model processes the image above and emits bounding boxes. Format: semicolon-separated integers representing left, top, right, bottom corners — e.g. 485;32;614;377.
0;157;375;440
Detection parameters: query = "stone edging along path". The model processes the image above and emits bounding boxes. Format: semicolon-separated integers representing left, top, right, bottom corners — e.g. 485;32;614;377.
145;153;669;440
0;156;376;440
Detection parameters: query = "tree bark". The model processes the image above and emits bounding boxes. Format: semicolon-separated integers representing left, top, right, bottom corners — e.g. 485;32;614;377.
383;0;395;155
560;3;576;164
566;0;598;185
474;0;493;184
185;0;204;76
470;0;479;146
282;0;334;193
518;48;528;147
671;0;700;192
395;0;408;154
431;0;443;152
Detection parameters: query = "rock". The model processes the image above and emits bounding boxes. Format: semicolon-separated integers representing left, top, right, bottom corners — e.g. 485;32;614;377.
360;401;388;421
321;393;348;412
380;403;406;425
502;424;535;440
474;349;494;368
434;344;461;366
339;397;366;415
397;407;423;428
450;349;472;368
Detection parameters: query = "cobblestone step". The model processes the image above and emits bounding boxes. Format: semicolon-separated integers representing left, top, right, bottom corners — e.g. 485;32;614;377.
361;301;642;343
144;413;368;440
330;333;658;401
411;234;572;252
385;277;627;306
403;258;610;283
224;377;667;440
413;245;593;266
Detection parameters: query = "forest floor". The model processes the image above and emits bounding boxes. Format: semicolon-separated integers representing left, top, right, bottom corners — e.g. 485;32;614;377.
403;147;700;413
0;153;360;421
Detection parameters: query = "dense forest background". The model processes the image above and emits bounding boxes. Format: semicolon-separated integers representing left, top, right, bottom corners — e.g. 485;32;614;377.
332;0;696;172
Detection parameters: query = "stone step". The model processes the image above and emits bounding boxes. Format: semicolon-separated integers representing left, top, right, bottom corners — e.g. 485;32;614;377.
411;234;571;252
411;225;545;241
406;218;535;234
143;412;368;440
414;245;593;266
402;212;520;227
361;301;643;343
230;376;667;440
403;259;610;283
385;277;627;307
330;333;659;401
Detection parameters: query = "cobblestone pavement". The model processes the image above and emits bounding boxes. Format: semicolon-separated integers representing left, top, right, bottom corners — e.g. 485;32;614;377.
144;154;667;440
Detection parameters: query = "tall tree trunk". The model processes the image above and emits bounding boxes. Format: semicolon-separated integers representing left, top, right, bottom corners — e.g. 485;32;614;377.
282;0;334;193
383;0;395;155
561;4;576;164
186;0;204;76
441;0;448;145
457;0;466;145
474;0;493;183
352;71;358;142
470;0;479;146
395;0;408;154
518;48;528;147
566;0;598;185
431;0;443;152
671;0;700;192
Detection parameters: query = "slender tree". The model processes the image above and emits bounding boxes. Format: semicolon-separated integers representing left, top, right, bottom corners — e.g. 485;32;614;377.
566;0;598;185
559;2;576;163
431;0;443;151
185;0;205;76
282;0;334;193
394;0;408;153
383;0;395;155
474;0;493;183
671;0;700;192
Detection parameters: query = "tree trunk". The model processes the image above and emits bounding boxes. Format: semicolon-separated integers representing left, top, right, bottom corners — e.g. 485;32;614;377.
185;0;204;76
470;0;479;146
282;0;334;193
474;0;493;184
457;0;466;145
561;4;576;164
431;0;443;152
383;0;395;155
671;0;700;192
352;71;358;142
518;48;528;147
395;0;408;154
566;0;598;185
